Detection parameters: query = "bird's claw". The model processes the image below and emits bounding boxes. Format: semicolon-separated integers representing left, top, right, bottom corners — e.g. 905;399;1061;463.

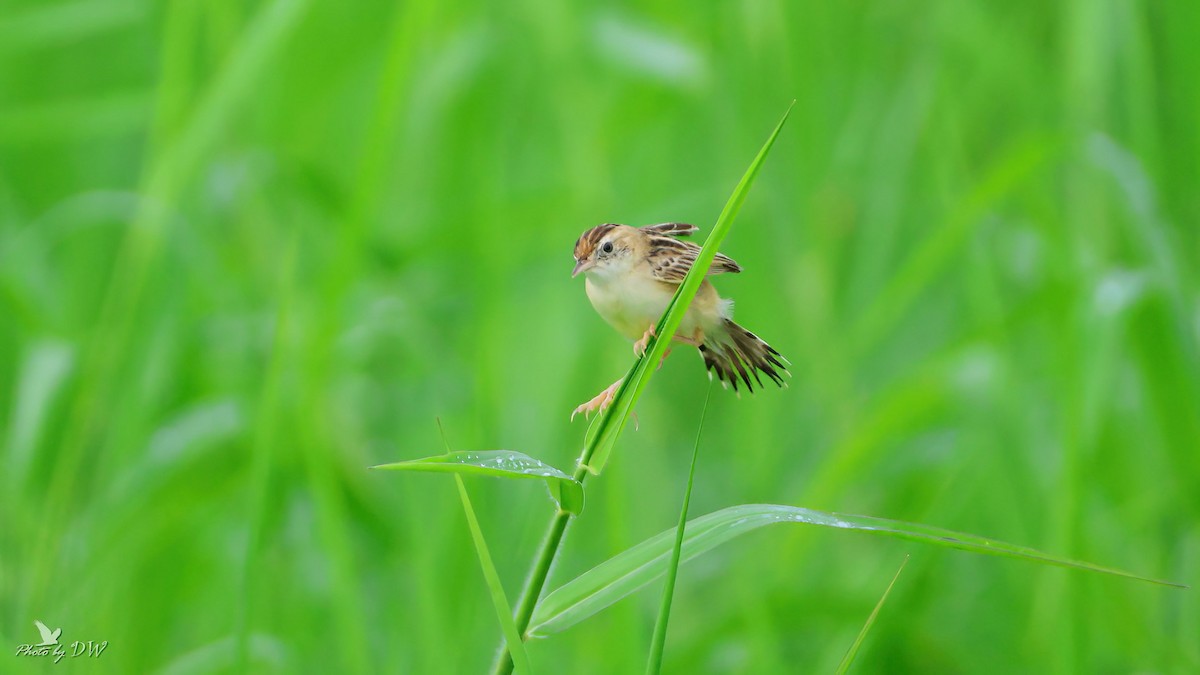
572;379;622;421
571;391;640;430
633;326;657;358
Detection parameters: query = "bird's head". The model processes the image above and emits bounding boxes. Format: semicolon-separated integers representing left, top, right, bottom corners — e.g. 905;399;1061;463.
572;223;636;278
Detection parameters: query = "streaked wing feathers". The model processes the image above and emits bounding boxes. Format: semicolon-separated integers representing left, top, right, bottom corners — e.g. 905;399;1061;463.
639;222;698;238
645;235;742;284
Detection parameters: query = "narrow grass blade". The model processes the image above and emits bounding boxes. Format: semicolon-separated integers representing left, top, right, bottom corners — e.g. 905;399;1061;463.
580;101;794;476
646;384;712;675
836;555;909;675
454;475;534;675
373;450;583;515
528;503;1184;637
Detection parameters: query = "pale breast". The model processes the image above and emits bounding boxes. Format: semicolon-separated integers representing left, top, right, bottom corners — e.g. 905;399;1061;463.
585;272;724;342
585;273;675;340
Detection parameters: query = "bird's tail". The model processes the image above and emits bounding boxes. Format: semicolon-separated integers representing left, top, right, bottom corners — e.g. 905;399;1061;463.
698;319;788;393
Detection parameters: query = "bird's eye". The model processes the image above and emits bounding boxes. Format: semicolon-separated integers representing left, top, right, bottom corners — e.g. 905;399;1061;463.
601;241;614;254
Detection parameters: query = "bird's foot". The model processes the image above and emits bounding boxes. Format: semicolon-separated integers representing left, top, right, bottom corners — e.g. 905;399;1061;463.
572;378;623;421
633;325;657;358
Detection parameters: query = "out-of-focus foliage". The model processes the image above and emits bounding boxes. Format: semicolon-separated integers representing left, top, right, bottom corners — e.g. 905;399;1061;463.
1;1;1196;673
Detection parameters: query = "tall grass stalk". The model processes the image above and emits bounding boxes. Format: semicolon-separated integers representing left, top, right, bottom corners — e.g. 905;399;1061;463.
645;384;712;675
235;234;296;672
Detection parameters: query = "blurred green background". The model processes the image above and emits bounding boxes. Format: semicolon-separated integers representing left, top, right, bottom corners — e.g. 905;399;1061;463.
2;0;1197;672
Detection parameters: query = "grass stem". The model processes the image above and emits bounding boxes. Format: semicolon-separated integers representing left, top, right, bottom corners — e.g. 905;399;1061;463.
646;384;712;675
492;452;590;675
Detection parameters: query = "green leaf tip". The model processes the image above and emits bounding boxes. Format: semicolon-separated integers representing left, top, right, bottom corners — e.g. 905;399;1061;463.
836;555;909;675
373;450;584;515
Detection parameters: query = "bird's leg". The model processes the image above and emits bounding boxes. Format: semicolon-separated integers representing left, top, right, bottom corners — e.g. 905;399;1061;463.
672;326;705;348
573;327;704;422
656;326;706;369
655;327;701;370
637;325;707;356
572;377;623;421
636;324;675;371
633;325;656;358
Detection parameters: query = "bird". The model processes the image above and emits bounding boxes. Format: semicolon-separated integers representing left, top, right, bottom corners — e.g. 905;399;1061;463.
34;619;61;646
571;222;787;418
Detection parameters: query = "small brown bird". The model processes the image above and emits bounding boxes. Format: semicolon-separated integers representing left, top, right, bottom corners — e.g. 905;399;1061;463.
571;222;787;418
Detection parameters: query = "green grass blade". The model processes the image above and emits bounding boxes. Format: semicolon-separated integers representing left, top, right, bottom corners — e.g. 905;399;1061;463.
528;503;1184;637
373;450;584;515
645;384;712;675
453;475;534;675
836;555;909;675
580;101;794;476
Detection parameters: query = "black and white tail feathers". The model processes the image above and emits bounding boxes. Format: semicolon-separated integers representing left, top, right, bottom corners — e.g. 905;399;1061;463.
698;320;788;393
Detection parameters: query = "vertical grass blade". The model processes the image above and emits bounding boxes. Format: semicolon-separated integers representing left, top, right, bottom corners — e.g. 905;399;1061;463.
581;101;794;476
835;556;909;675
454;474;534;675
645;384;712;675
235;234;296;673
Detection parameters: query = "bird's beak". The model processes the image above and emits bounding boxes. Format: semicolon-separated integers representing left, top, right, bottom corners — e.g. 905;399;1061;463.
572;258;592;278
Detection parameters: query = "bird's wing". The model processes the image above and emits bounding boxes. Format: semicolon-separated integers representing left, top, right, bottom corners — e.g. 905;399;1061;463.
34;621;52;642
639;222;697;238
645;235;742;284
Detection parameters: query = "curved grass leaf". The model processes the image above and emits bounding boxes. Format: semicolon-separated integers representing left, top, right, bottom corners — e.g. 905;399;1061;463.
372;450;584;515
579;102;794;475
528;503;1184;637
